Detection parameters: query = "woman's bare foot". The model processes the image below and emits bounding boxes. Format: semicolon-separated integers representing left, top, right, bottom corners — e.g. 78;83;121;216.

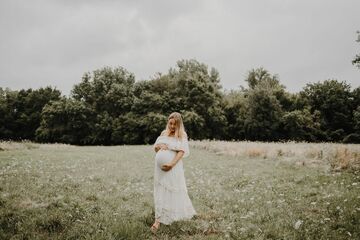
150;220;160;233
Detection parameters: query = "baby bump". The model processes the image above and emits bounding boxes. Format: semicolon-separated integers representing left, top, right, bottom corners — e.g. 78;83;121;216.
155;150;176;168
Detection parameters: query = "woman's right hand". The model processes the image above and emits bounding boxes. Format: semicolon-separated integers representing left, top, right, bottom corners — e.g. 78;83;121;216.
159;144;168;150
155;143;168;152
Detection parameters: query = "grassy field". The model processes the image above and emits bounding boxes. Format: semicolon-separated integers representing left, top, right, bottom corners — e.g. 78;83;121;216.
0;140;359;240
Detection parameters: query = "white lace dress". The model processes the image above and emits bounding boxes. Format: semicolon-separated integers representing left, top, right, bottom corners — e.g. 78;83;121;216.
153;135;197;225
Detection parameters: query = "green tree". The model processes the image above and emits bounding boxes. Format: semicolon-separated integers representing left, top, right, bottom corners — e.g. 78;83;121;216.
243;67;295;111
132;59;227;140
223;89;247;140
139;112;168;144
280;108;322;141
0;87;61;140
170;59;227;139
244;87;283;141
240;68;287;141
69;66;136;144
71;66;135;117
0;88;16;139
300;79;353;141
353;106;360;132
111;112;143;144
35;97;95;145
351;87;360;112
180;110;206;140
132;76;176;115
244;67;284;90
90;111;114;145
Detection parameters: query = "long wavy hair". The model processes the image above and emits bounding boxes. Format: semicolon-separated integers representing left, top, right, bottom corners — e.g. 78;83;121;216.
161;112;187;139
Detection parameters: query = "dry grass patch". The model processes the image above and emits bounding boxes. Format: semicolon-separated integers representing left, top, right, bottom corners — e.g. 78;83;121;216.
246;148;267;158
0;140;40;151
17;198;49;209
190;140;360;171
328;146;360;171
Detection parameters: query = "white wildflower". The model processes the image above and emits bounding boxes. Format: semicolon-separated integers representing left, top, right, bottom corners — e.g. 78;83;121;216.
294;220;303;229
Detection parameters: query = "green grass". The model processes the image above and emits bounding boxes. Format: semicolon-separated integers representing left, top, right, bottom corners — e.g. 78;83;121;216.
0;141;359;239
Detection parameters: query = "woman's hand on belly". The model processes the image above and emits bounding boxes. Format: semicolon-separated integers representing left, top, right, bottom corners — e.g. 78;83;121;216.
161;162;174;172
155;143;169;153
159;144;169;151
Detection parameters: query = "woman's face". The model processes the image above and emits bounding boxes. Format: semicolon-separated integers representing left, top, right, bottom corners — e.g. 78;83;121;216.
168;118;176;133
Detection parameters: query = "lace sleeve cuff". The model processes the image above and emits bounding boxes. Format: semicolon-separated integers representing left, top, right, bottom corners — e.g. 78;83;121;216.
168;137;190;158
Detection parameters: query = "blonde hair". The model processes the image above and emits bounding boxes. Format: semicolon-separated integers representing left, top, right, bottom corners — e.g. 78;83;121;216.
161;112;187;139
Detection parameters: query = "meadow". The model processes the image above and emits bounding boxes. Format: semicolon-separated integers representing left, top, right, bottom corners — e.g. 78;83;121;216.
0;140;359;240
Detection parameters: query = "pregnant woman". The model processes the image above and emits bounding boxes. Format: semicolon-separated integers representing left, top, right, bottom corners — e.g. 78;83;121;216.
150;112;197;233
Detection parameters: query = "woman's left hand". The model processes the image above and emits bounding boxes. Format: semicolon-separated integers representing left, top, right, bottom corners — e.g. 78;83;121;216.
161;163;174;171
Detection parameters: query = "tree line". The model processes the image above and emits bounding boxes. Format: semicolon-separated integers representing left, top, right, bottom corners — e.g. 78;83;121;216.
1;58;359;145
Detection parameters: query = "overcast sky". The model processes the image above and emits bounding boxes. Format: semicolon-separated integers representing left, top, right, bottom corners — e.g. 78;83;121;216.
0;0;359;96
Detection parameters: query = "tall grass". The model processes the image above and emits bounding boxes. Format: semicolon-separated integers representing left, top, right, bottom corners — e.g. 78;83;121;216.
0;140;359;239
190;140;360;171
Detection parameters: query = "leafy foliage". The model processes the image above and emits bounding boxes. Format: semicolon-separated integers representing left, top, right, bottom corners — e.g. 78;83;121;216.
300;80;354;141
0;87;61;140
35;98;94;145
1;59;359;144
